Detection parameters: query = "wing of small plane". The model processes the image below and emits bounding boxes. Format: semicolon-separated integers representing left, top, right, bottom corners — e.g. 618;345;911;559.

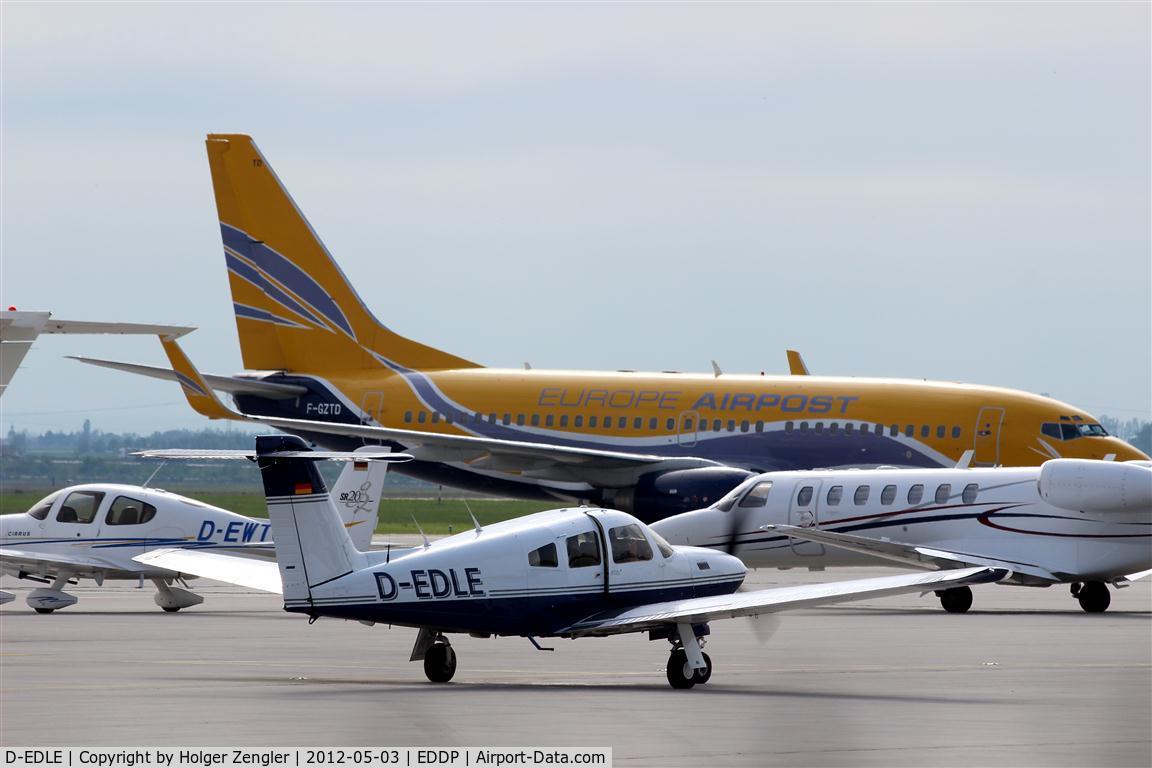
133;548;282;593
557;566;1008;636
0;547;124;579
68;355;307;399
767;524;1060;583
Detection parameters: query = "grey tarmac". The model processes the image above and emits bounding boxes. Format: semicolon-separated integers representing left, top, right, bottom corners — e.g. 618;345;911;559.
2;567;1149;767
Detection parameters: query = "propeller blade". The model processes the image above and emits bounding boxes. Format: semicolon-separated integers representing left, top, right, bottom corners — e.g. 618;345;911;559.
748;613;783;644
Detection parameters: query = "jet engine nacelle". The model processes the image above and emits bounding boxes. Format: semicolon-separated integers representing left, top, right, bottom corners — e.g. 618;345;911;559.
614;467;755;523
1038;459;1152;516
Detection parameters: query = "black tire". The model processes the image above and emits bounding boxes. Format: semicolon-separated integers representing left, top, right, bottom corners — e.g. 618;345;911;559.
1077;581;1111;613
666;649;696;690
33;607;55;615
423;642;457;683
937;586;973;614
693;653;713;685
162;606;181;613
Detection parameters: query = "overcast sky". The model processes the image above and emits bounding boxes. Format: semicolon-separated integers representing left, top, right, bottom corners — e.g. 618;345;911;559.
2;2;1149;436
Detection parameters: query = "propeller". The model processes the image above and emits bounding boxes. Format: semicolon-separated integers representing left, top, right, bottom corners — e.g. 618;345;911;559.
748;613;783;645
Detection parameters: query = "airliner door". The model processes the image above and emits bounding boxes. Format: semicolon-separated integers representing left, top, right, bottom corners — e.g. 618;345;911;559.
677;410;699;448
787;481;825;557
973;406;1006;466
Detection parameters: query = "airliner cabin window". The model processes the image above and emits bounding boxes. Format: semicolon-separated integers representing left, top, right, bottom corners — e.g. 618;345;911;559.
936;425;946;438
56;491;104;524
881;485;897;505
566;532;601;568
962;483;979;504
935;484;951;504
826;485;843;506
738;481;773;508
27;492;60;520
609;524;653;564
854;485;870;505
528;542;558;568
797;486;814;506
951;426;961;439
907;484;924;505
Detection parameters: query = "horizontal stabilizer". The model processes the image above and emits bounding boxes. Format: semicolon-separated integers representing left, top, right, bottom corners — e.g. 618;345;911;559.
135;448;412;462
70;355;307;398
134;549;282;593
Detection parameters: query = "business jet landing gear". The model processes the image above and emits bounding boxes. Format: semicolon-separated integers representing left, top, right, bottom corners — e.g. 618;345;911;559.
666;624;713;689
151;578;203;613
1071;581;1111;613
935;586;973;614
26;572;78;613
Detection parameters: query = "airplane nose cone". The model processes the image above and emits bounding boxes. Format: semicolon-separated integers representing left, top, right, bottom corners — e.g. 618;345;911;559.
651;508;724;547
1107;438;1150;462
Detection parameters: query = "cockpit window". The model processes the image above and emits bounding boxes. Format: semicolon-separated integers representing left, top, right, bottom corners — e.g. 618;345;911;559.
649;528;676;558
105;496;157;526
56;490;104;524
1041;421;1109;440
566;531;601;568
26;491;61;520
738;481;773;508
528;542;558;568
715;477;759;512
609;524;654;564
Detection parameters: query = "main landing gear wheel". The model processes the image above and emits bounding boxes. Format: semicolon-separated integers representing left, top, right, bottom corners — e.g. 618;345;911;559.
666;649;713;689
1073;581;1111;613
423;642;457;683
33;607;55;615
161;606;181;613
936;586;973;614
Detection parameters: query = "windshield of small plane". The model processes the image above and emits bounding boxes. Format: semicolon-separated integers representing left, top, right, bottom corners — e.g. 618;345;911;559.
26;491;62;520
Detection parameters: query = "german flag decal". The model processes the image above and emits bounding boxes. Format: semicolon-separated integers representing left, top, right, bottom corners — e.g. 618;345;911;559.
294;482;313;495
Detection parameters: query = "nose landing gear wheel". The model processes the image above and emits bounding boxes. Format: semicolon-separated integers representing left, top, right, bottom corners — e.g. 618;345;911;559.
1074;581;1111;613
936;586;973;614
666;649;713;689
423;641;457;683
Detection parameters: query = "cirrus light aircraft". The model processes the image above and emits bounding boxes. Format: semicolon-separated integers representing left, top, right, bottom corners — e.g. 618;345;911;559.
0;449;399;612
73;134;1146;522
135;435;1009;689
651;455;1152;613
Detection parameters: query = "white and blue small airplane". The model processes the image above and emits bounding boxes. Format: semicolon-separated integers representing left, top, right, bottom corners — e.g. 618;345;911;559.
650;457;1152;613
137;435;1009;689
0;449;399;613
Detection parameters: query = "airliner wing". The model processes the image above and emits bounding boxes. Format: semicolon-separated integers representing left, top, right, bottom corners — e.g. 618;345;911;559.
768;525;1061;582
133;549;282;593
559;566;1009;636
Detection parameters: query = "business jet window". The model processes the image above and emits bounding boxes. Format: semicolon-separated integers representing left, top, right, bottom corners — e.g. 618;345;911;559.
796;486;814;505
881;485;897;505
566;532;601;568
738;481;773;508
106;496;157;526
935;484;951;505
907;484;924;505
962;483;979;504
56;491;105;524
26;491;61;520
826;485;843;506
528;542;558;568
609;524;654;564
854;485;870;505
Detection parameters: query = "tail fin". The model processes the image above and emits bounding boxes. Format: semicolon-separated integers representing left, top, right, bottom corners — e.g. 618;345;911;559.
159;335;239;420
256;434;366;604
205;134;479;373
330;446;391;549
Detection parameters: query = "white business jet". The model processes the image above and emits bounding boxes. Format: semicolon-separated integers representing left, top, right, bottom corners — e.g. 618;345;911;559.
136;435;1008;689
650;457;1152;613
0;449;398;612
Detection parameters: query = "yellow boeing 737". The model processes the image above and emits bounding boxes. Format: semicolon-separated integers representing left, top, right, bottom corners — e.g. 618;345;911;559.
78;134;1147;520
